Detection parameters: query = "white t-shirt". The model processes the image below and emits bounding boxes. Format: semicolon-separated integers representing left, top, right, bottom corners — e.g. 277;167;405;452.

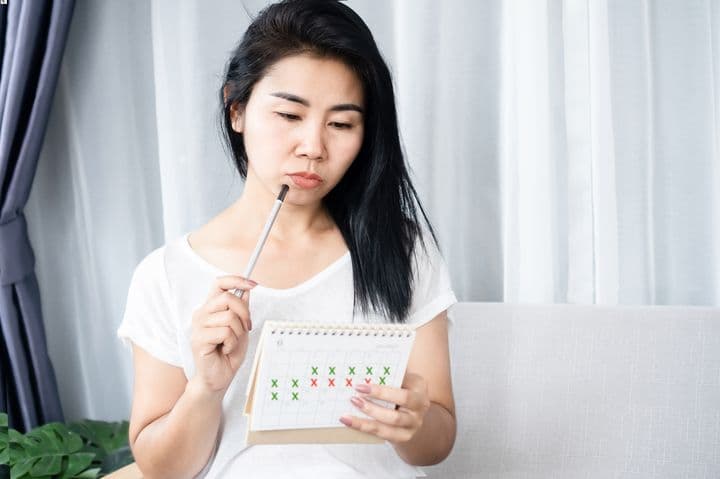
118;231;457;478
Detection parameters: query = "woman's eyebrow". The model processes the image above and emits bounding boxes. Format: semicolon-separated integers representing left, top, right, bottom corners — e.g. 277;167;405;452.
270;91;364;114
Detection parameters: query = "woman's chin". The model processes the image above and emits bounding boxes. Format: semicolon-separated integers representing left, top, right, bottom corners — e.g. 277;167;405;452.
281;187;325;205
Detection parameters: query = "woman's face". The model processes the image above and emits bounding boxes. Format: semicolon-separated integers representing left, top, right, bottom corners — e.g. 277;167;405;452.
231;53;365;204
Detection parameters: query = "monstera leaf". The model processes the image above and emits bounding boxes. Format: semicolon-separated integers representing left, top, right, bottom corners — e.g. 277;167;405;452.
0;413;130;479
1;412;8;465
68;420;132;473
7;422;96;479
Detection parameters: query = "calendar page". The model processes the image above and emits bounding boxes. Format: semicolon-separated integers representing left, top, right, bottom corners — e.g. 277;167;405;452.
247;321;416;431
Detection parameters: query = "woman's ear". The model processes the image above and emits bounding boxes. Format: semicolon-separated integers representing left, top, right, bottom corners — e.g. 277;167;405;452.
224;85;244;133
230;103;244;133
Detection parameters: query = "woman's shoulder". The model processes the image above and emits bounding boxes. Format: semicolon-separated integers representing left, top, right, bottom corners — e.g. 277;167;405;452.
131;242;167;279
405;226;457;325
130;235;186;286
132;217;225;280
142;206;234;271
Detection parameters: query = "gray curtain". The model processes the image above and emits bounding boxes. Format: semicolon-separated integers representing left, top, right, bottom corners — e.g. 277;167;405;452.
0;0;74;432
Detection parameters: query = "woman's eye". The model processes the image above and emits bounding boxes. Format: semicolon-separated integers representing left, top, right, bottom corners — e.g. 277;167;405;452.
276;112;301;121
330;122;353;130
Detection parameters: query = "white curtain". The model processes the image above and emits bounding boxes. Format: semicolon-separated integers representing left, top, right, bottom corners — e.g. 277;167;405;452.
25;0;720;421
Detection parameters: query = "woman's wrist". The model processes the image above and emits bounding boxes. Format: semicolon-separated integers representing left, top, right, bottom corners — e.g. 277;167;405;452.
393;401;456;466
185;376;227;404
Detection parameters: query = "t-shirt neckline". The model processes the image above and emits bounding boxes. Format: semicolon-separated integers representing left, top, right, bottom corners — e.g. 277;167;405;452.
180;232;351;297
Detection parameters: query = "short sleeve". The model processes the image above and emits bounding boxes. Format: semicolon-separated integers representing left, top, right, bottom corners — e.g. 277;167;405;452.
405;233;457;327
117;247;182;367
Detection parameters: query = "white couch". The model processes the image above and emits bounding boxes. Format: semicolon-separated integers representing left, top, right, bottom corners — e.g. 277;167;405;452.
109;302;720;478
424;302;720;478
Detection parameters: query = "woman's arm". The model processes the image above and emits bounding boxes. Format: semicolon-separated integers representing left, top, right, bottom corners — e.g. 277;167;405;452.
128;275;254;478
128;346;224;479
392;312;456;465
340;312;457;465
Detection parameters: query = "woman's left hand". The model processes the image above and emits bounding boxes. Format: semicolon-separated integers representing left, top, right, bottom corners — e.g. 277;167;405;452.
339;372;431;443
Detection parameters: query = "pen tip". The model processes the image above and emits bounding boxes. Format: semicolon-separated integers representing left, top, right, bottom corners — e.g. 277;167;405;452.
278;184;289;201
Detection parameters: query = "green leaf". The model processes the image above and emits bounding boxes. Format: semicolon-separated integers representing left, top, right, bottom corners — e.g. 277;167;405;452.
72;467;100;478
60;453;95;479
61;430;82;454
10;458;32;478
29;455;62;476
20;437;41;459
99;446;133;473
76;444;102;465
38;430;62;455
0;420;8;466
25;424;83;455
4;418;129;479
68;421;129;458
9;422;92;479
8;443;25;463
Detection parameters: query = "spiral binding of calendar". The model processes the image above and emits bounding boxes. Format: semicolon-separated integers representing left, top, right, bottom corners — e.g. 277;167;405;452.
265;321;414;338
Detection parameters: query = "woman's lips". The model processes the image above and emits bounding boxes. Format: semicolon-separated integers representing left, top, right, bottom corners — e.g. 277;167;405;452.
287;172;323;189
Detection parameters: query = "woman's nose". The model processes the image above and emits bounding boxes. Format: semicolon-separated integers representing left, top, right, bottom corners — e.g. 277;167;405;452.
295;122;326;160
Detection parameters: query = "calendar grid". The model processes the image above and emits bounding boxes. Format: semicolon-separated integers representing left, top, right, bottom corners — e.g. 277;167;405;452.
249;322;415;431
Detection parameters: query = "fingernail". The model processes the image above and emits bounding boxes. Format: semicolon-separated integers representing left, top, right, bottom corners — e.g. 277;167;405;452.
339;416;352;427
247;279;258;287
354;384;371;394
350;396;364;409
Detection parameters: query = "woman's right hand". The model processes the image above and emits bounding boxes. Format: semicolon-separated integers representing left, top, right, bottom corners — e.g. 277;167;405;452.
190;276;257;394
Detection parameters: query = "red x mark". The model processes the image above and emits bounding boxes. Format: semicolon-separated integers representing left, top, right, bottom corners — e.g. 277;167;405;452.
345;378;353;387
328;378;335;387
365;377;372;384
310;378;317;387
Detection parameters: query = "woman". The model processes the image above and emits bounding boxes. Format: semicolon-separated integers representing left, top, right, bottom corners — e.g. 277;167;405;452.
119;1;457;477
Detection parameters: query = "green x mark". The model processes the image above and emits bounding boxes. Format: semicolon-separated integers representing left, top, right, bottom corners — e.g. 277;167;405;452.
271;379;278;388
311;366;318;375
271;392;278;400
329;366;336;375
379;376;386;385
366;366;373;375
348;366;356;375
292;392;299;400
384;366;390;375
291;379;299;388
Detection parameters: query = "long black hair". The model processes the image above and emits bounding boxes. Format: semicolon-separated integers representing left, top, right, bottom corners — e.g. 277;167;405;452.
220;0;437;323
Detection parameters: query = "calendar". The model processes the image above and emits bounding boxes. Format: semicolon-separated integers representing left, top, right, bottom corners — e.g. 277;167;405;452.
244;321;416;444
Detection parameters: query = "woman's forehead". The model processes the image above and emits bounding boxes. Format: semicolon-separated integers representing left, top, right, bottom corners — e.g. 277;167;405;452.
256;54;364;107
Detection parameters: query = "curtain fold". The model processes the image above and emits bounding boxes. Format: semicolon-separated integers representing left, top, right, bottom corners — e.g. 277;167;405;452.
0;0;75;431
23;0;720;422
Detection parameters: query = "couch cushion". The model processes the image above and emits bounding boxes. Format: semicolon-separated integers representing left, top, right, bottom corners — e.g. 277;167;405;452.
424;302;720;478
